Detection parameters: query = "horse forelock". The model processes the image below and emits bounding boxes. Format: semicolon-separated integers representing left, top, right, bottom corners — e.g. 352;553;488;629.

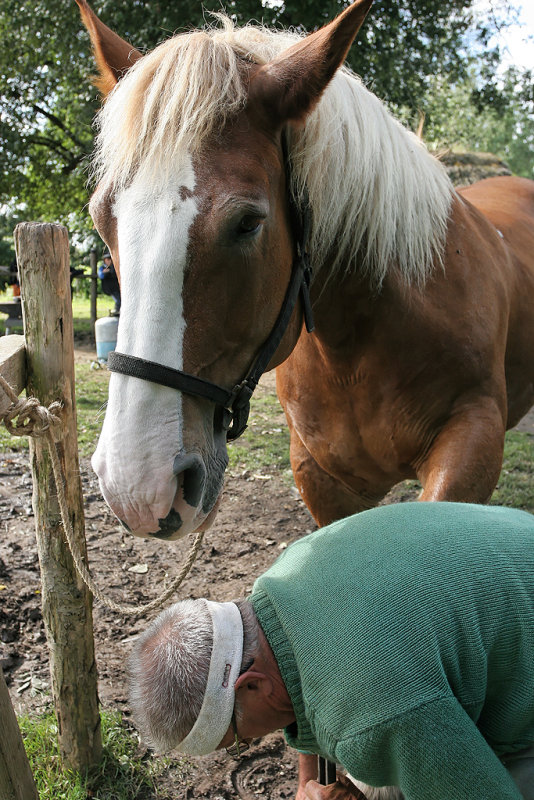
92;17;299;192
93;15;453;288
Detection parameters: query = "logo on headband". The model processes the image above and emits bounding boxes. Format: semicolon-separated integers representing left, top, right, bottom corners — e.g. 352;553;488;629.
222;663;232;687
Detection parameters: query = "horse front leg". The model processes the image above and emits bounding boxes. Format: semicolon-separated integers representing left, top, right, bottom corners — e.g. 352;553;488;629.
288;424;389;526
416;398;506;503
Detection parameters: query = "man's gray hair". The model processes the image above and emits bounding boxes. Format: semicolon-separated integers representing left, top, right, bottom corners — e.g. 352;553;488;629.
128;598;258;752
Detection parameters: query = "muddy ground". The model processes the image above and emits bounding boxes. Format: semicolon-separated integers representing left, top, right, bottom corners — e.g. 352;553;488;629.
1;351;533;799
1;445;310;798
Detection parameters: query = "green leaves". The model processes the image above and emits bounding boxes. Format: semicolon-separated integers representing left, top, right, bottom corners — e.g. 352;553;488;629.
408;65;534;180
0;0;97;226
0;0;528;235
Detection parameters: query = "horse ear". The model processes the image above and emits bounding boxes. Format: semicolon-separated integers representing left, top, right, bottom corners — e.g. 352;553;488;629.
75;0;143;95
249;0;373;124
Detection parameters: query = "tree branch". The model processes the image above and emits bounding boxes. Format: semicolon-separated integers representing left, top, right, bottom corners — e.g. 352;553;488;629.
27;133;73;157
30;103;86;150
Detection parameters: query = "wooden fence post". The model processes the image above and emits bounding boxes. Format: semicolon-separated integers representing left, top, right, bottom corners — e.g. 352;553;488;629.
0;668;39;800
14;222;102;770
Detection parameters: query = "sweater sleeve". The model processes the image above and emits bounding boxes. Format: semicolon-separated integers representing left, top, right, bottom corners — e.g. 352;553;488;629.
334;696;523;799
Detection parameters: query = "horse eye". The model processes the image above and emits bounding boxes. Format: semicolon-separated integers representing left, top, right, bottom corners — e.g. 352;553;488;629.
237;215;262;236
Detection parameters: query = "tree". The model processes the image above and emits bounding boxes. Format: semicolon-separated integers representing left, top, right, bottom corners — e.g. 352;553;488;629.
0;0;511;233
469;66;534;179
0;0;96;227
397;66;534;179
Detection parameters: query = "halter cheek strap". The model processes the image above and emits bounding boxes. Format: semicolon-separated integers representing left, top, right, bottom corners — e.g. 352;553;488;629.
176;600;244;756
106;144;314;442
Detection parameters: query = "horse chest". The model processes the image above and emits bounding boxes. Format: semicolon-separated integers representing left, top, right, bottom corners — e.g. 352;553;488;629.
277;351;436;481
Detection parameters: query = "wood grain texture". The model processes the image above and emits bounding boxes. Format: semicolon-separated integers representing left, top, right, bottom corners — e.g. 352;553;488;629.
14;222;102;770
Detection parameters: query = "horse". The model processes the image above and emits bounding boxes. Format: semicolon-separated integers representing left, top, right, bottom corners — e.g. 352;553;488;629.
77;0;534;542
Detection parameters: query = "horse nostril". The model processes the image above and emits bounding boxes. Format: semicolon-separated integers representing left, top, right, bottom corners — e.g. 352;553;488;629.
153;509;183;539
173;453;206;508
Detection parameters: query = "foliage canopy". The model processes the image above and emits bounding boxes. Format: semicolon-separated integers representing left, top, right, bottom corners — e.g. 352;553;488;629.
0;0;531;258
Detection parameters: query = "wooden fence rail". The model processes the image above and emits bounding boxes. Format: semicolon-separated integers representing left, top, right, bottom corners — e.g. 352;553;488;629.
0;335;26;415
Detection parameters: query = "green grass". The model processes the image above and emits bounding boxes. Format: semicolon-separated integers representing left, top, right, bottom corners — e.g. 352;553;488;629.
228;387;291;478
71;294;96;341
491;431;534;513
74;361;110;458
19;709;187;799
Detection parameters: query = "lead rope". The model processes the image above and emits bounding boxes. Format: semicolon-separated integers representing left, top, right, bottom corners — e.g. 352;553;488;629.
0;374;205;617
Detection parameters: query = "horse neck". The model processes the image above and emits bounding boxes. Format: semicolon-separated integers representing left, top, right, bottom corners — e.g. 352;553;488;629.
309;253;386;351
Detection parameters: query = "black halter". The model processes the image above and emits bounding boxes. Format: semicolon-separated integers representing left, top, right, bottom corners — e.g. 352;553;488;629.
107;155;314;441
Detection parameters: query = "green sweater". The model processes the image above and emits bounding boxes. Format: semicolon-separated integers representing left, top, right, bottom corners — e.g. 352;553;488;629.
250;502;534;799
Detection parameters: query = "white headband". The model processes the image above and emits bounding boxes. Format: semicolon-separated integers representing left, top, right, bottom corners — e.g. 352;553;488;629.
176;600;244;756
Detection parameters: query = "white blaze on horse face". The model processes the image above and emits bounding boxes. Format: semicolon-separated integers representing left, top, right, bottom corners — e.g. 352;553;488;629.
91;155;199;537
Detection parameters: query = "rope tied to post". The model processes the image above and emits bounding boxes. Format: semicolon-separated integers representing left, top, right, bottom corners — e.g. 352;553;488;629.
0;376;62;438
0;373;205;617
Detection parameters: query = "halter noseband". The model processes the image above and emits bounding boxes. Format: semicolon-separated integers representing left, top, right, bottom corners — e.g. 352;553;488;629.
106;152;314;441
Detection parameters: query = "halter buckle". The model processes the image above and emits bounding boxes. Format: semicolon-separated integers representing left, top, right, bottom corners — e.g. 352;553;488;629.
223;380;255;440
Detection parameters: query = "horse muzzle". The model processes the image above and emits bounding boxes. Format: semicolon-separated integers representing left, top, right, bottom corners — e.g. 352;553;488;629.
146;450;225;540
144;452;210;541
92;436;226;540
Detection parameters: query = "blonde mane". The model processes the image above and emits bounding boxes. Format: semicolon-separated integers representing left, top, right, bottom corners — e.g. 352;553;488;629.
94;16;453;287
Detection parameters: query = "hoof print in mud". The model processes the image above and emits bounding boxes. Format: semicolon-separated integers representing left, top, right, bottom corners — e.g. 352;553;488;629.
231;737;297;800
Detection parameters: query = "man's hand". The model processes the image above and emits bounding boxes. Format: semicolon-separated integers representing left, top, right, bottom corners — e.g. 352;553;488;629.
304;775;369;800
295;753;369;800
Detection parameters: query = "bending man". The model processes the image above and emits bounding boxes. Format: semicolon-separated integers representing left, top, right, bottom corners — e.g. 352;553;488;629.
129;502;534;799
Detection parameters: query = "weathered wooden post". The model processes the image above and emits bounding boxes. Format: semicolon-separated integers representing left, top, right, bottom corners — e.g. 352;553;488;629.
0;668;39;800
14;222;102;770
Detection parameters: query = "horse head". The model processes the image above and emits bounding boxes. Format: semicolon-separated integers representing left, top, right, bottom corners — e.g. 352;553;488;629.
78;0;372;539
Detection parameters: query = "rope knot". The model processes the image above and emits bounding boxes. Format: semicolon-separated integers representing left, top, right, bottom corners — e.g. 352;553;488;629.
0;374;62;438
4;396;62;437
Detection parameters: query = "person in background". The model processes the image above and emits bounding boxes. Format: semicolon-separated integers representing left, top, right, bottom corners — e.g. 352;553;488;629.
8;258;20;297
70;265;87;291
98;250;121;315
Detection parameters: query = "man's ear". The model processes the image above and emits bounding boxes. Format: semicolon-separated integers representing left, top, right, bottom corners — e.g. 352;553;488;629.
248;0;373;126
235;670;273;695
75;0;143;95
